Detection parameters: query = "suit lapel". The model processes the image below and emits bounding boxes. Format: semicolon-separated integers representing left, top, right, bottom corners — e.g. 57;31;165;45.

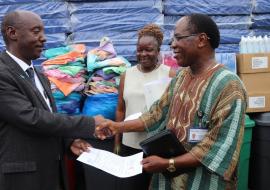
1;52;30;80
1;52;53;112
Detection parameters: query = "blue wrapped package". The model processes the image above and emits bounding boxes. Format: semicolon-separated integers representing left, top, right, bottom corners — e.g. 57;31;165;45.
252;14;270;29
68;0;162;14
252;28;270;36
53;91;83;115
216;44;239;53
164;15;251;30
215;53;237;73
87;55;131;72
82;93;118;120
219;29;250;44
0;0;45;5
70;12;163;32
0;2;69;19
43;18;71;34
253;0;270;13
163;0;251;15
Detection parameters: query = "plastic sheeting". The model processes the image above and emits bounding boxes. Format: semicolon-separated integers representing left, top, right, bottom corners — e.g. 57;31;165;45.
33;57;48;66
82;93;118;120
70;13;163;32
252;29;270;36
43;18;71;34
53;91;83;115
0;0;48;4
67;31;138;43
252;14;270;29
215;53;236;73
44;33;67;49
164;15;252;30
219;29;251;44
163;28;250;44
163;0;252;15
66;0;141;1
71;21;154;33
216;44;239;53
68;0;162;14
71;13;163;25
0;2;69;19
0;2;70;56
253;0;270;13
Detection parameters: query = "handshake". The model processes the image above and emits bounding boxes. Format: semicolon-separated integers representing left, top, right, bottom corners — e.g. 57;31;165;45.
70;115;124;156
93;115;124;140
71;114;143;156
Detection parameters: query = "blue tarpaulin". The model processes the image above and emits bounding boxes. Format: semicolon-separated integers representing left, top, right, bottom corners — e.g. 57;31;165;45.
68;0;162;14
252;14;270;29
253;0;270;13
0;2;69;19
163;0;252;15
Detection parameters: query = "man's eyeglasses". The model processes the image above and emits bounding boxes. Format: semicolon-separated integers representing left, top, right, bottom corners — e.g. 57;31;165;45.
169;33;211;45
173;34;198;42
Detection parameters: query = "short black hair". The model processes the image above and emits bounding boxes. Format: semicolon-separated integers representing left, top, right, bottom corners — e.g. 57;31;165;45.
186;13;220;49
1;11;20;45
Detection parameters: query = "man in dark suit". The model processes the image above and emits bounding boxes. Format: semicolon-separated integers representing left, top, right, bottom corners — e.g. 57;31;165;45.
0;10;101;190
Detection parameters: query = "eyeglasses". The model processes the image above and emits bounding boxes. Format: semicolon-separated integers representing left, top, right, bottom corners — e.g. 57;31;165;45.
172;34;198;42
170;33;210;44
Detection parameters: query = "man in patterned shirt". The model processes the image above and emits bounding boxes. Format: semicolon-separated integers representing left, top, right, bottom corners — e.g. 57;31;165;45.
96;13;246;190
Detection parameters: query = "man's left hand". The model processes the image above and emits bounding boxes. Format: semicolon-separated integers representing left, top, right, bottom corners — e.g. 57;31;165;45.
70;139;91;156
141;155;168;173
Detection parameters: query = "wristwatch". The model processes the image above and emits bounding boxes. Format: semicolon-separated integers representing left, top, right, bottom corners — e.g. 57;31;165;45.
167;158;176;172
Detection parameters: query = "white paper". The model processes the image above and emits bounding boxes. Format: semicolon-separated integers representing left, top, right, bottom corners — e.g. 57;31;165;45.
144;77;171;110
77;148;143;178
248;96;265;108
252;57;268;69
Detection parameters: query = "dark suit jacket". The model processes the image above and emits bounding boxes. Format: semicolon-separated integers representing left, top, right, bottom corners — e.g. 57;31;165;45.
0;52;95;190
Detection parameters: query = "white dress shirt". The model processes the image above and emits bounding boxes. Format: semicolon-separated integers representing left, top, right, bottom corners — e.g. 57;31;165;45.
6;51;52;112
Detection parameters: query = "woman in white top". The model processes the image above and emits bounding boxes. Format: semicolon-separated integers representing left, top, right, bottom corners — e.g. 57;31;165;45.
115;24;176;190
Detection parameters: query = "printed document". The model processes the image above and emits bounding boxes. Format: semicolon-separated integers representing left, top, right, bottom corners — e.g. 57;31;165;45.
77;148;143;178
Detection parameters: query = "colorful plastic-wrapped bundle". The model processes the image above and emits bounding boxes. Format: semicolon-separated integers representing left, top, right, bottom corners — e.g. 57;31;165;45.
82;37;131;120
42;44;87;115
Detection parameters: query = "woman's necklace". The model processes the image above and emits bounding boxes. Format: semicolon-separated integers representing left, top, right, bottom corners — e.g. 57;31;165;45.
138;63;160;73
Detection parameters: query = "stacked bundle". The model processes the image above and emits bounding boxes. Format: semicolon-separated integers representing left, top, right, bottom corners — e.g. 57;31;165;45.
67;0;163;62
251;0;270;37
82;37;131;120
163;0;253;53
0;1;71;66
42;44;87;115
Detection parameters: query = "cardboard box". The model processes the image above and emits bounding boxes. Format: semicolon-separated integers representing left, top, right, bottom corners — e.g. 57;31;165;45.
238;73;270;112
237;53;270;74
239;73;270;91
246;92;270;113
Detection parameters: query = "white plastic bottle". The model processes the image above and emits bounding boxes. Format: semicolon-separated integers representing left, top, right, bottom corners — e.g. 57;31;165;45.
246;36;253;53
264;35;270;53
240;36;247;53
257;36;265;53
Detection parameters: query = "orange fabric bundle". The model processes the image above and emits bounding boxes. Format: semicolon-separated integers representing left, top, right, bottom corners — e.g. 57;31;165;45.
43;51;85;65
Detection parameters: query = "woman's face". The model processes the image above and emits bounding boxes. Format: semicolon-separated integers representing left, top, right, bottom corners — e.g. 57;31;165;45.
136;35;159;69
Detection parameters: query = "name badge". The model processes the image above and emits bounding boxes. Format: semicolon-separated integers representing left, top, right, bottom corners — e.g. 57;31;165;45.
188;128;208;143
